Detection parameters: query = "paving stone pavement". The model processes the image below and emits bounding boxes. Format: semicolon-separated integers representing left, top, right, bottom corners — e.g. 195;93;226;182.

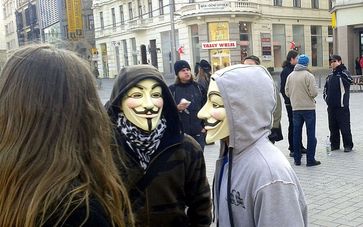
99;78;363;227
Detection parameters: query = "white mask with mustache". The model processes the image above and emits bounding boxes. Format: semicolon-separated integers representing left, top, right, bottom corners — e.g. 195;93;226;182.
121;79;164;132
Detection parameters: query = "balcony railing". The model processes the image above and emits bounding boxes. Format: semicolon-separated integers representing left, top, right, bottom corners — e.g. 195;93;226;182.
179;0;260;18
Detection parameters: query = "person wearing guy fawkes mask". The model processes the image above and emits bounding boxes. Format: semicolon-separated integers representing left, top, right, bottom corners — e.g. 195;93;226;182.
198;64;307;226
106;65;211;227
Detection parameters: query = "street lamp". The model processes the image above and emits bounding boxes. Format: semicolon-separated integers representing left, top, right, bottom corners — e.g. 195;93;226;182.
169;0;177;65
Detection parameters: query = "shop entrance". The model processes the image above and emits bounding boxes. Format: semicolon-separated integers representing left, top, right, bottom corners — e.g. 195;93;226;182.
210;49;231;72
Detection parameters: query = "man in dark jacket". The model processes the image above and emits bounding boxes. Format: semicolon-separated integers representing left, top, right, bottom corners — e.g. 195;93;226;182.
106;65;212;227
280;50;307;157
169;60;207;150
324;55;354;152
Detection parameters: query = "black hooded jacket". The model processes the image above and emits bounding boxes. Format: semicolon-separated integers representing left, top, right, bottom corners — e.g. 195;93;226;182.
280;63;295;105
323;64;353;108
105;65;212;227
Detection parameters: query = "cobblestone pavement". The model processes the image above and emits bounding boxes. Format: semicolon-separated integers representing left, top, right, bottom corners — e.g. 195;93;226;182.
99;78;363;227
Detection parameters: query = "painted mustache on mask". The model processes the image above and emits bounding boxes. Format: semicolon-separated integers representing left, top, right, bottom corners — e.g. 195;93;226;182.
204;120;221;127
132;108;160;115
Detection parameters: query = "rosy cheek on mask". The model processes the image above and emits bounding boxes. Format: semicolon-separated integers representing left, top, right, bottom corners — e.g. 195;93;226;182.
211;109;225;120
153;98;164;108
125;99;141;109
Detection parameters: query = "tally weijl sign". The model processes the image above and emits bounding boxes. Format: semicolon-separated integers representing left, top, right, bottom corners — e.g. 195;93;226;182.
201;41;237;49
199;2;229;10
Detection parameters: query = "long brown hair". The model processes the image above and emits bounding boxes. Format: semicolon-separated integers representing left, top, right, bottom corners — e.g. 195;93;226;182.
0;45;134;226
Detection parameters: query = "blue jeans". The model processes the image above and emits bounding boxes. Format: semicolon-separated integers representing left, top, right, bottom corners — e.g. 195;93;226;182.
293;110;317;164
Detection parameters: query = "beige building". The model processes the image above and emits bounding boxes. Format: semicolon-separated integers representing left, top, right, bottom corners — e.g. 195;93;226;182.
93;0;331;78
331;0;363;74
1;0;18;56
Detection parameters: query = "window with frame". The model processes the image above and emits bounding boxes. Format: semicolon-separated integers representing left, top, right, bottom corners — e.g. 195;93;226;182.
239;22;252;62
131;38;137;65
99;12;104;29
159;0;164;15
128;2;133;20
111;8;116;27
148;0;152;18
311;25;322;66
87;15;94;30
119;5;125;25
311;0;319;9
293;0;301;7
274;0;282;6
137;0;142;18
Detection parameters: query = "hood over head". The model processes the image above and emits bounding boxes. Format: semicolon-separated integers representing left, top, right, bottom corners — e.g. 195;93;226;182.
106;65;183;140
213;64;275;153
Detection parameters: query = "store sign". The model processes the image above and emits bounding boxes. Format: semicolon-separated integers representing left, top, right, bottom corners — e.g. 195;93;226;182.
199;2;229;10
260;33;272;60
202;41;237;49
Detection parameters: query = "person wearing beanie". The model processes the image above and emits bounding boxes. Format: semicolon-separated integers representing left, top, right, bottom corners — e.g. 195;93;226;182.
243;56;283;144
323;54;354;152
285;54;321;167
169;60;207;150
105;65;212;226
280;50;307;157
197;59;212;92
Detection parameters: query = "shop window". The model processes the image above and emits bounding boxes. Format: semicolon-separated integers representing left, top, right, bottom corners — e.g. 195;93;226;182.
292;25;305;53
272;24;286;67
191;24;200;65
239;22;252;62
311;25;322;66
208;22;230;71
328;26;333;56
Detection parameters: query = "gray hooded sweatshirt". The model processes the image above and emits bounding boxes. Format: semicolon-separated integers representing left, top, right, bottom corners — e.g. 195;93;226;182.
213;64;307;227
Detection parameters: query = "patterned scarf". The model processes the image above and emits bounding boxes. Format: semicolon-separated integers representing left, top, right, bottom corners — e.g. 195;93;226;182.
117;112;167;170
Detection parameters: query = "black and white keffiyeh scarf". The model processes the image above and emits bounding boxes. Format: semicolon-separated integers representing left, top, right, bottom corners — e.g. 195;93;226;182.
117;113;167;170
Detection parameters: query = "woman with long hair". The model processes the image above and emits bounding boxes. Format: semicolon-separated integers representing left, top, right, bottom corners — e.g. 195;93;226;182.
0;45;134;227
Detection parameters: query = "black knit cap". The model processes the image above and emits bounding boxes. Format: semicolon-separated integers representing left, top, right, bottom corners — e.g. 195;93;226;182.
200;59;211;73
174;60;191;76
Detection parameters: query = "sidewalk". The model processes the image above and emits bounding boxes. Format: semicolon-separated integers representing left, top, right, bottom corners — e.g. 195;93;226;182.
99;79;363;227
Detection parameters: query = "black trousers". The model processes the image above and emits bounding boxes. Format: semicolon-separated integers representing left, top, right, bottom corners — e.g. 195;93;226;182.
328;107;353;149
285;104;304;151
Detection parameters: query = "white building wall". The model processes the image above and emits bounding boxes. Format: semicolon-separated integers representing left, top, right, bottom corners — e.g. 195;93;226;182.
94;0;332;78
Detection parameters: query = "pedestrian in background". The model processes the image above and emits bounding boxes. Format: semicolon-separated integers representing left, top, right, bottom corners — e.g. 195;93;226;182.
169;60;207;150
324;55;354;152
197;59;212;92
360;55;363;74
355;56;362;75
244;55;283;144
106;65;212;226
285;54;320;167
198;64;307;226
0;45;134;227
280;50;307;157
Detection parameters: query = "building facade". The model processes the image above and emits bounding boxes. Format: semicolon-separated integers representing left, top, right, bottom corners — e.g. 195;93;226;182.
0;1;8;70
331;0;363;74
2;0;19;54
93;0;332;78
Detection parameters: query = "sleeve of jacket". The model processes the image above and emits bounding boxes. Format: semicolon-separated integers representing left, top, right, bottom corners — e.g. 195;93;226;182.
307;74;318;98
323;77;329;103
184;138;212;226
254;182;307;227
280;70;289;100
341;70;353;85
284;77;290;98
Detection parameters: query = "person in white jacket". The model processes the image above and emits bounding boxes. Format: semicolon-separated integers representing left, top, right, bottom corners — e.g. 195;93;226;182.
198;64;307;227
285;54;320;167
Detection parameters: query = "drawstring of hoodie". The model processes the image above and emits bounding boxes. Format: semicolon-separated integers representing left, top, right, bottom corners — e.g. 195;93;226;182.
227;147;235;227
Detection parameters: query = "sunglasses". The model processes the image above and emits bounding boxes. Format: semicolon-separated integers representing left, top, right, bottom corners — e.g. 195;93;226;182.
329;60;337;63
